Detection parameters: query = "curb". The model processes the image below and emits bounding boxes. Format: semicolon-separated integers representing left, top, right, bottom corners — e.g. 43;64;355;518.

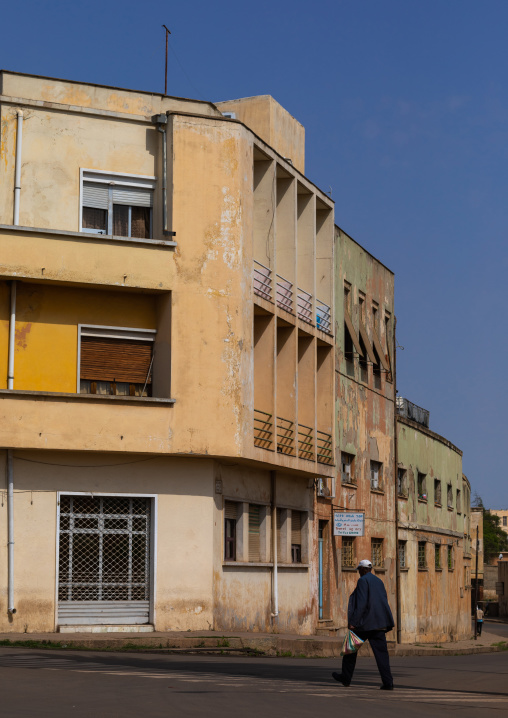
0;634;506;658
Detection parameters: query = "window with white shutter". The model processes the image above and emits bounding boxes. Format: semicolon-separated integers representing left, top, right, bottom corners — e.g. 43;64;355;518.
81;170;155;239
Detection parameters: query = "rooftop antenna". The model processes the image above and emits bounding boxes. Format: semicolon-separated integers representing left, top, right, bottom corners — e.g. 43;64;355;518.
163;25;171;95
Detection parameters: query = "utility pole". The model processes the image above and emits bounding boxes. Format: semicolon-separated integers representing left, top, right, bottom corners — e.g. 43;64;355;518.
474;524;479;640
163;25;171;96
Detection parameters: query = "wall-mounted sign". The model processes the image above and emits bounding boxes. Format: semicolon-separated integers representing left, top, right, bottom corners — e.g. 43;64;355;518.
333;512;365;536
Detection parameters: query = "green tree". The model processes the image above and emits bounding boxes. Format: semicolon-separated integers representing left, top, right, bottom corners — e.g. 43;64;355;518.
474;494;508;561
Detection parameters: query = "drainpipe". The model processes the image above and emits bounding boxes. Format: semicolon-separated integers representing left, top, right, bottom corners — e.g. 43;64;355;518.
8;281;16;390
151;113;171;236
7;450;16;614
13;111;23;226
393;316;401;643
271;471;279;621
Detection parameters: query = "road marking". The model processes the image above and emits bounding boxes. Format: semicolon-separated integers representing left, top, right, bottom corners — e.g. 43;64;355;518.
1;654;507;707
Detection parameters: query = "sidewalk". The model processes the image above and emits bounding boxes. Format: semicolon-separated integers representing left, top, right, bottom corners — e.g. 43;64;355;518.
0;627;506;658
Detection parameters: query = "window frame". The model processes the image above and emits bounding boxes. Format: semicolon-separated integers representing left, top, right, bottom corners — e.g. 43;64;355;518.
370;460;383;492
434;478;442;506
80;169;156;238
398;540;407;569
77;324;156;395
371;538;384;568
417;472;427;501
435;543;442;570
418;541;427;570
397;468;407;497
342;537;355;569
341;452;355;485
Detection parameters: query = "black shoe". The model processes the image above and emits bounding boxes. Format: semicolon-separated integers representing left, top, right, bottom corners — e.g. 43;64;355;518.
332;672;350;686
380;684;394;690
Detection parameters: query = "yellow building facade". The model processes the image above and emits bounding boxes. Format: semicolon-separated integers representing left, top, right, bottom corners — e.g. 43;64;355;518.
0;72;334;633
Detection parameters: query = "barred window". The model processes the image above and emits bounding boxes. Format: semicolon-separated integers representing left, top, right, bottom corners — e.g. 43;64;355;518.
434;479;442;506
418;541;427;569
342;537;355;568
398;540;407;569
447;545;454;570
371;538;383;568
435;544;441;570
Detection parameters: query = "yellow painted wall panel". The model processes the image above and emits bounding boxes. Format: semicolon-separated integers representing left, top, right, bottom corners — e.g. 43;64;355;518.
12;283;157;392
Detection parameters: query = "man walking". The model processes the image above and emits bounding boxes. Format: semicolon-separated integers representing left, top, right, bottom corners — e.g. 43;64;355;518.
332;559;394;690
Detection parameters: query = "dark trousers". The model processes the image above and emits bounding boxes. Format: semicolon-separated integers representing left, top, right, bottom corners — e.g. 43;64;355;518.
477;621;483;636
341;629;393;687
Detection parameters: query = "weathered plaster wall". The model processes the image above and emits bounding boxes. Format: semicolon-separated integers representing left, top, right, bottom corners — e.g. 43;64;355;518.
0;450;216;633
397;417;470;642
216;95;305;173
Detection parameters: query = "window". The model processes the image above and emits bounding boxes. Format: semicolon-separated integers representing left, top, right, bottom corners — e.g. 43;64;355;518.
418;473;427;501
224;501;238;561
456;490;461;514
370;461;383;491
343;282;361;377
447;484;453;509
434;479;442;506
81;170;154;239
276;509;287;563
418;541;427;569
79;325;156;397
341;452;355;484
384;312;393;382
342;537;355;568
504;516;507;527
291;510;303;563
398;540;407;569
435;544;441;570
249;504;262;562
398;468;407;497
371;538;383;568
447;545;454;570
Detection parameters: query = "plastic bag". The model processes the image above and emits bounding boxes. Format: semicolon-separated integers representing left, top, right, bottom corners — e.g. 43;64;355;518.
341;629;365;655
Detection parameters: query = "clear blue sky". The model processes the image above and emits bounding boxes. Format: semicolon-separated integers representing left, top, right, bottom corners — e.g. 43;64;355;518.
2;0;506;507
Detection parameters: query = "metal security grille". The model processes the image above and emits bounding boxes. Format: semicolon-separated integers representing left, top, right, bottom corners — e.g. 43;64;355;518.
58;495;151;625
342;538;355;568
371;539;383;568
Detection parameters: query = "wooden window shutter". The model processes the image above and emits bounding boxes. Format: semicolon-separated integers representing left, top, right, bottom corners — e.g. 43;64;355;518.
249;504;261;562
80;337;152;383
224;501;238;520
276;509;284;563
291;511;302;546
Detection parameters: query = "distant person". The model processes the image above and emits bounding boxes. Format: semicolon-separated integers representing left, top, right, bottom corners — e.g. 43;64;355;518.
332;559;394;690
476;606;484;636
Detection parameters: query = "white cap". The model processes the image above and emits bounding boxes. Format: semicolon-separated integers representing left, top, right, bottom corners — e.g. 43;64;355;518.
357;559;372;569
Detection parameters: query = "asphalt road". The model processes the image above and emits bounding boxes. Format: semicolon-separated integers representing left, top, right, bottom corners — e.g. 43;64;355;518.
1;646;507;718
485;619;508;638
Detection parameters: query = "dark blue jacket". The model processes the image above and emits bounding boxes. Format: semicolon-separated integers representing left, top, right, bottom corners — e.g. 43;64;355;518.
348;572;394;632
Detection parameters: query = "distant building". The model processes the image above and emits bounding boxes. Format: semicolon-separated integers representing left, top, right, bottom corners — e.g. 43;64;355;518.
397;401;471;642
490;509;508;536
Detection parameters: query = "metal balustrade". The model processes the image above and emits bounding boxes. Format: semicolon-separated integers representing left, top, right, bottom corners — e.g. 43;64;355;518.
298;423;314;461
276;275;293;313
254;409;273;449
316;299;332;334
253;261;272;302
297;289;313;324
316;430;333;465
276;417;296;455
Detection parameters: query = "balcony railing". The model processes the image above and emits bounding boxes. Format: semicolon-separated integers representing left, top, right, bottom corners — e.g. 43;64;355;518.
254;409;273;449
297;289;313;324
316;430;333;465
253;261;272;302
276;275;293;313
298;423;314;461
316;300;332;334
276;416;296;456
